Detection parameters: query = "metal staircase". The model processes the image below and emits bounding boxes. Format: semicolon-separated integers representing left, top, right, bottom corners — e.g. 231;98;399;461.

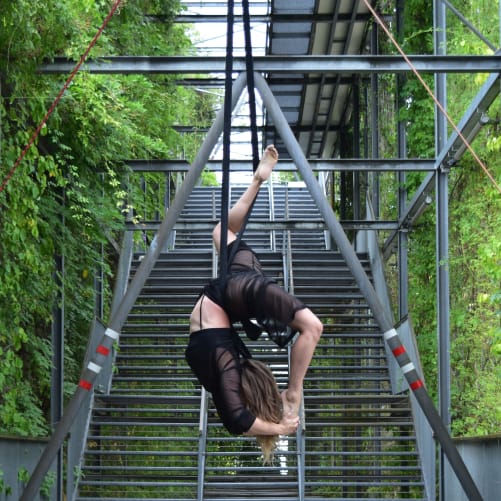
75;184;426;500
293;250;425;499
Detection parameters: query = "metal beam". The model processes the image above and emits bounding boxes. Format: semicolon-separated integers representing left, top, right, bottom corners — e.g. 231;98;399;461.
40;55;501;74
254;70;483;501
435;4;451;501
125;220;399;231
20;72;250;501
168;13;371;23
125;158;435;172
172;123;342;132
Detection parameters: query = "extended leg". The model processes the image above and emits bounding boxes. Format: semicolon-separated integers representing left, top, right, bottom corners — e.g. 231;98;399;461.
213;145;278;252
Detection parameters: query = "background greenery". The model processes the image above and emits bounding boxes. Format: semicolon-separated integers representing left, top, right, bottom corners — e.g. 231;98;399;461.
378;0;501;436
0;0;215;435
0;0;499;446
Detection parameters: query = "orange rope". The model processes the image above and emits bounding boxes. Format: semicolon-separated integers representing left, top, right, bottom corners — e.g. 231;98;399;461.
0;0;124;195
363;0;501;195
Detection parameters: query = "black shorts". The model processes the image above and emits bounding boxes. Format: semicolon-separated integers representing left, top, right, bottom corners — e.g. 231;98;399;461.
201;240;307;346
185;328;255;434
224;271;305;327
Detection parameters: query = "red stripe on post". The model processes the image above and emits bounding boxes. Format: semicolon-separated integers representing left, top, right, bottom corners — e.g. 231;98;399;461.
410;379;424;391
79;379;93;391
392;345;406;357
96;345;110;356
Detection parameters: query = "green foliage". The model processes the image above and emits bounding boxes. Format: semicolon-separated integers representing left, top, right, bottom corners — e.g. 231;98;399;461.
377;0;500;437
398;77;436;160
0;469;13;496
389;0;501;436
0;0;213;436
447;155;501;435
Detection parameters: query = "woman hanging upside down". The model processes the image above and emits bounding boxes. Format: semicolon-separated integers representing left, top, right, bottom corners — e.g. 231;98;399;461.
185;145;323;462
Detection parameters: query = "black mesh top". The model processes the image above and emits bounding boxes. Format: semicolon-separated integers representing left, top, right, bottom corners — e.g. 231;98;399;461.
224;241;305;327
185;328;255;435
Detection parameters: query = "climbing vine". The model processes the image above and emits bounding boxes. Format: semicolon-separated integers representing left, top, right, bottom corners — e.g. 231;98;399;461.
1;0;498;446
0;0;215;435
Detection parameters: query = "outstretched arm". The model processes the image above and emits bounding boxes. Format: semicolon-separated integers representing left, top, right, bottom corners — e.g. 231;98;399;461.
213;145;278;253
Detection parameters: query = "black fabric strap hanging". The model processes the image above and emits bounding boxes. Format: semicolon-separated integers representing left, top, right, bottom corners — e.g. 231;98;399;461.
243;0;260;171
218;1;282;346
226;0;261;267
218;0;235;285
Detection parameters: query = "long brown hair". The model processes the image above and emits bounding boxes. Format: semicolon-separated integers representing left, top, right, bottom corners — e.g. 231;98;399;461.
240;358;282;463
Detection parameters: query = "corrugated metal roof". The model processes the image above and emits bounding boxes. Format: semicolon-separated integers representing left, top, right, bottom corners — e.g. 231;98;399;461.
180;0;373;160
266;0;371;158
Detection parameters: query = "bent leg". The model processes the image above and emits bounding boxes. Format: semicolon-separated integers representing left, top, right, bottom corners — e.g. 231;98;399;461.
282;308;323;416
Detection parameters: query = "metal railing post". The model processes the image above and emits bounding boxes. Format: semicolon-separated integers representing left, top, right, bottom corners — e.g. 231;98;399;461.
197;389;209;501
282;214;305;501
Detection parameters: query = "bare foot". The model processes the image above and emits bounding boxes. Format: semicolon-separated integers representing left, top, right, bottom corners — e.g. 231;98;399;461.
281;390;300;418
254;144;278;182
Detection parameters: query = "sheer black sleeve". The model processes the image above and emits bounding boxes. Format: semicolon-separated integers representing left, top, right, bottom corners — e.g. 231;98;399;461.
211;347;256;435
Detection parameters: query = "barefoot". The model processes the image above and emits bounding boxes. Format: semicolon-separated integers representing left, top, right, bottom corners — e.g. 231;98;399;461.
281;389;300;418
254;144;278;182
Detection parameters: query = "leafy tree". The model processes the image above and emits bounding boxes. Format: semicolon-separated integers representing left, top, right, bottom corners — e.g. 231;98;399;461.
387;0;501;434
0;0;215;435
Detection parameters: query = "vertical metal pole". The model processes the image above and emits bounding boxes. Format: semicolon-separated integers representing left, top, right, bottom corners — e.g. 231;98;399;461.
434;3;451;500
370;21;380;217
95;175;105;318
396;0;409;320
352;81;361;222
51;251;64;501
94;243;105;318
436;161;451;500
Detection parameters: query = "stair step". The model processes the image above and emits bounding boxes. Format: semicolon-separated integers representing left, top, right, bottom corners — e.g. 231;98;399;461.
76;186;425;500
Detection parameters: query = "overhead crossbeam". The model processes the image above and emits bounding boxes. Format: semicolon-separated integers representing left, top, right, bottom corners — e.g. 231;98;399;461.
40;54;501;74
125;220;400;231
164;13;372;23
125;158;435;172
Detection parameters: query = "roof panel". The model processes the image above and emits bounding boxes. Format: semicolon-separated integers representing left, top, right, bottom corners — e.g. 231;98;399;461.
180;0;372;159
266;1;371;158
273;0;316;14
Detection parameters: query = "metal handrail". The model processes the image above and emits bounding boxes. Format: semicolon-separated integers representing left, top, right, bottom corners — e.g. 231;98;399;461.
281;188;305;501
268;175;276;251
195;224;219;500
358;196;436;501
197;388;209;501
21;72;249;501
255;70;483;500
